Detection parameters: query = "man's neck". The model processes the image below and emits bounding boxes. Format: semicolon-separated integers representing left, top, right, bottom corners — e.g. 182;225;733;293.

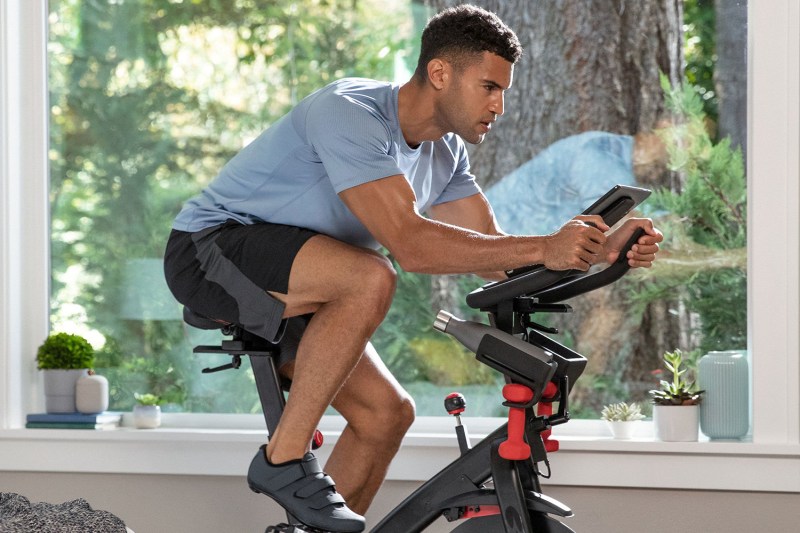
397;78;447;147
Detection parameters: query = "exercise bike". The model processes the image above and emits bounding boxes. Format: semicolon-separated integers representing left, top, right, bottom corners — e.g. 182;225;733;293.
185;184;651;533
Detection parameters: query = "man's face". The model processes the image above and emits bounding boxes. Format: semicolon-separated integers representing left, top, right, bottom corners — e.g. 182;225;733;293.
438;51;514;144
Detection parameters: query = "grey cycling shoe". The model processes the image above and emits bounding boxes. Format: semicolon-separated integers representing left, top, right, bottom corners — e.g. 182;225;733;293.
248;445;365;533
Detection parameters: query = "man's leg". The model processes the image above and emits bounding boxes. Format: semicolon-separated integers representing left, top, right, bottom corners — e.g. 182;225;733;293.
278;341;415;514
265;234;398;465
326;342;415;514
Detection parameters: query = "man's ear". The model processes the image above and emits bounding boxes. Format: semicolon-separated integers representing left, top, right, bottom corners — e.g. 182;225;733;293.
427;58;450;90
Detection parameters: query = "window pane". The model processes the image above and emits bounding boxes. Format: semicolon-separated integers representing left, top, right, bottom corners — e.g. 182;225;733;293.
48;1;747;420
48;0;420;413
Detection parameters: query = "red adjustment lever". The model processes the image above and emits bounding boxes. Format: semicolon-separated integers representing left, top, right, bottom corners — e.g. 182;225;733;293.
498;383;533;460
312;429;324;450
537;382;559;452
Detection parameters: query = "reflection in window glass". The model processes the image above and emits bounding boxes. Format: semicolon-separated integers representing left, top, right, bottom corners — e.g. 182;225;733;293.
48;1;747;418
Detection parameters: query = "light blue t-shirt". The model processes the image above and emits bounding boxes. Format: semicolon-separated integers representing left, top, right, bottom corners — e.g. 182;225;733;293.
173;78;481;249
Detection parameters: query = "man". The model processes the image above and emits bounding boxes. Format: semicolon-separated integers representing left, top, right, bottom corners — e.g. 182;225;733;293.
164;5;662;532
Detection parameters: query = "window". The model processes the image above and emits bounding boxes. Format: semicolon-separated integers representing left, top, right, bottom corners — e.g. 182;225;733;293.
45;0;425;414
1;1;794;442
43;1;753;420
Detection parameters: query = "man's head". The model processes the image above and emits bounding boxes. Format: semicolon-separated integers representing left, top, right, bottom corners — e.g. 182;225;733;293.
414;4;522;81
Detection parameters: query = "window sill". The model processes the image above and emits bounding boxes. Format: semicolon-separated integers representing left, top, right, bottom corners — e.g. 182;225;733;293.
2;417;798;493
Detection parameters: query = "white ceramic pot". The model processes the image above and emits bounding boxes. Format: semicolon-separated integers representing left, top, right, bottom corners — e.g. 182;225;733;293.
606;420;641;440
43;369;88;413
653;404;699;441
76;372;109;414
133;405;161;429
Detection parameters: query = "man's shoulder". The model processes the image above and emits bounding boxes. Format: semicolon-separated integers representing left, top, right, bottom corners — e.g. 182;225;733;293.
328;77;393;93
309;78;395;111
302;78;398;138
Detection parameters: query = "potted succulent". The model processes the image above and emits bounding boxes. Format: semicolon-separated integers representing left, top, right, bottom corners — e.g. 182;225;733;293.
650;349;704;441
601;402;645;440
36;332;95;413
133;393;162;429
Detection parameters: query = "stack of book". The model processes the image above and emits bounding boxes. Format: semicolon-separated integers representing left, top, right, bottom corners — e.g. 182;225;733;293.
25;411;122;430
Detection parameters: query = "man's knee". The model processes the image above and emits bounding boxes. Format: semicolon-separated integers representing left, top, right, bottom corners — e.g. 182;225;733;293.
362;392;416;442
393;393;416;432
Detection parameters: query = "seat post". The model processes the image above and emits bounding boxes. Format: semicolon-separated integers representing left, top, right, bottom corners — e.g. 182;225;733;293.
249;354;286;436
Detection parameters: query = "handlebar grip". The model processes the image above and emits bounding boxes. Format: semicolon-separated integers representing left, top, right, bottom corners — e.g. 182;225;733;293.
535;227;647;303
613;227;647;264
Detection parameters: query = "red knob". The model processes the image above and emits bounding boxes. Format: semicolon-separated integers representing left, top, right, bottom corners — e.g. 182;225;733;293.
444;392;466;415
312;429;324;450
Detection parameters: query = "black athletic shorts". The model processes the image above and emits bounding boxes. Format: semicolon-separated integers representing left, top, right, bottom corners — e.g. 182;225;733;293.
164;220;317;368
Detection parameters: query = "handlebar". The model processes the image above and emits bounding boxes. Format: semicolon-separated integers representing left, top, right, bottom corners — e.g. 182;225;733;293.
534;227;645;303
466;227;646;309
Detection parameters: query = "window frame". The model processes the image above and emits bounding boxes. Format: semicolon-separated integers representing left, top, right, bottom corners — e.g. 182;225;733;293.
1;0;799;491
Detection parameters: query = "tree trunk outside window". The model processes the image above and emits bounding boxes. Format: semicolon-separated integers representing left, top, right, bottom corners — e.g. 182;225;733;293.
715;0;747;164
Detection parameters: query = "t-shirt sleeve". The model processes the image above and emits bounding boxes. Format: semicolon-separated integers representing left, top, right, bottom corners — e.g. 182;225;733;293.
432;135;482;205
305;93;403;193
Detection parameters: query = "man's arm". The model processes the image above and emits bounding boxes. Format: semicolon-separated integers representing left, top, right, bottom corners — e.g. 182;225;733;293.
427;192;509;280
338;175;608;275
426;191;663;276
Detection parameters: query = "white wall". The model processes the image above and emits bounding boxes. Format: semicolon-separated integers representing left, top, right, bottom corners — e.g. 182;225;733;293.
1;472;798;533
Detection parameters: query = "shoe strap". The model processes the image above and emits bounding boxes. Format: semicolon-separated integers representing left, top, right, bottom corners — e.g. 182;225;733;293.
294;473;342;501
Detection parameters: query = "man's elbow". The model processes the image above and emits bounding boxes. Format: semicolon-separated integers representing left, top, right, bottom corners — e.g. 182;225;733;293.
392;248;432;274
387;238;441;274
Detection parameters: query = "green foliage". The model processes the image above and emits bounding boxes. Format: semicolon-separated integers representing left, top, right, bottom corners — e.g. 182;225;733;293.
134;392;161;406
407;336;497;386
649;349;704;406
634;75;747;353
683;0;717;124
48;0;417;412
600;402;645;422
36;332;95;370
657;74;746;250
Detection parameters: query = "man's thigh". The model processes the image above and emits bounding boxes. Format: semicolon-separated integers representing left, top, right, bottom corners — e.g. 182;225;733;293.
270;233;394;317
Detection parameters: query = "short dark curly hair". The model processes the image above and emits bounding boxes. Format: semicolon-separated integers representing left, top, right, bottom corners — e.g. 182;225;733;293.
414;4;522;80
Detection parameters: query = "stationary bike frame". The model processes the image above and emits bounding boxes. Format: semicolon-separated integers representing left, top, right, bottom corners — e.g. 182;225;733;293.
188;186;651;533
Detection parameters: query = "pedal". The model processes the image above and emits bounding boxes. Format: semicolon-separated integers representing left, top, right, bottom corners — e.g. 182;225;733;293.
264;524;325;533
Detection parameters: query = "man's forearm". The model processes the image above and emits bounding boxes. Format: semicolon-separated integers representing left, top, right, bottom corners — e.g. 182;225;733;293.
388;217;547;275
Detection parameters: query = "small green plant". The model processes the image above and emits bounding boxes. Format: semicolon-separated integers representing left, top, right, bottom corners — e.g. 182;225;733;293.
134;393;161;406
650;349;704;406
36;332;95;370
601;402;646;422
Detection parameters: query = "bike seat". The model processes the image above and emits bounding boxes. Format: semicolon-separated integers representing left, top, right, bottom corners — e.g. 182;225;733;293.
183;307;235;331
183;307;280;356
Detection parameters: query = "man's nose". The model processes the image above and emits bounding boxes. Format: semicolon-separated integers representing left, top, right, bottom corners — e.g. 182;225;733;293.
490;92;505;117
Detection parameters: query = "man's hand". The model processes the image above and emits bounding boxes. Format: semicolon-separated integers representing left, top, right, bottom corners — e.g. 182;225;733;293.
542;215;609;271
605;218;663;268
